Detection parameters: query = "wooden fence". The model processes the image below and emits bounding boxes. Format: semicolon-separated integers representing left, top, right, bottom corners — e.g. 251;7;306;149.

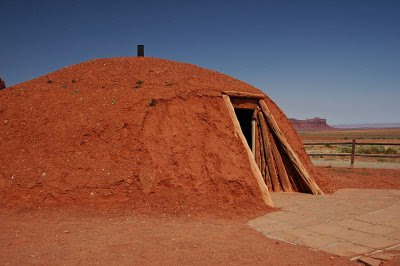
304;139;400;168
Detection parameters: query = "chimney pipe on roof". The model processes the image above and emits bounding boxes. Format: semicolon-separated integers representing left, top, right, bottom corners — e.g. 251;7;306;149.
137;45;144;57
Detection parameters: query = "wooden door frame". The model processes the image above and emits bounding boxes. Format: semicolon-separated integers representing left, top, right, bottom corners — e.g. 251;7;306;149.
222;94;274;207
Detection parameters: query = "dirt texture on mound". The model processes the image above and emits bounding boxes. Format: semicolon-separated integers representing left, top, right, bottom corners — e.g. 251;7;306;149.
0;57;316;215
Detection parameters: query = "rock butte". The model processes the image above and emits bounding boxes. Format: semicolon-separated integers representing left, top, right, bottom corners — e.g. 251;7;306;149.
289;117;333;131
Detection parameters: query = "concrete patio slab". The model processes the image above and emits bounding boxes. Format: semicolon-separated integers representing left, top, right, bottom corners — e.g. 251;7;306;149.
319;241;373;257
357;256;382;266
249;189;400;262
369;251;397;261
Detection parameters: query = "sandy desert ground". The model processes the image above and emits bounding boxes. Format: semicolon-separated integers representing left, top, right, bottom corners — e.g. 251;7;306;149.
1;166;400;265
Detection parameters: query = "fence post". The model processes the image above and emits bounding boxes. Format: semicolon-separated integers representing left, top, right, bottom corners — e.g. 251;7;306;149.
350;139;356;168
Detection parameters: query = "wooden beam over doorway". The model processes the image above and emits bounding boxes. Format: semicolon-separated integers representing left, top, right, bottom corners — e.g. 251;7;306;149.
223;91;265;99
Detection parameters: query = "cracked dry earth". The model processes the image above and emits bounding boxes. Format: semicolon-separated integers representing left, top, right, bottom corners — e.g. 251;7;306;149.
249;189;400;265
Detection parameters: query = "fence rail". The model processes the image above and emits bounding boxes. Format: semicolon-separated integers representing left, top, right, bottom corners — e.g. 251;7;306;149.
303;139;400;168
304;142;400;146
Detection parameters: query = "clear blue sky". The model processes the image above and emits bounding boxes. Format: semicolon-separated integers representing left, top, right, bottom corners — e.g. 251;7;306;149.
1;0;399;124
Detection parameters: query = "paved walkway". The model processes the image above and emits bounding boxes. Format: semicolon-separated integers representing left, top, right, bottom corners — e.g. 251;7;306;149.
249;189;400;264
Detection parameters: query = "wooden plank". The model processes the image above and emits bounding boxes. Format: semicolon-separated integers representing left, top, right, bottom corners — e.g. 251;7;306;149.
356;142;400;146
257;112;281;192
258;118;272;189
276;136;304;192
308;153;400;158
223;95;274;207
254;114;262;168
278;148;299;192
304;141;400;146
308;153;352;156
232;102;259;110
223;91;265;99
355;154;400;158
261;113;292;192
259;100;324;195
304;142;354;145
269;130;293;192
231;97;259;106
251;116;256;155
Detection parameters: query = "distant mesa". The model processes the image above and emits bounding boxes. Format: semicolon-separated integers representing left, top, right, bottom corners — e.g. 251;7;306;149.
0;78;5;90
289;117;333;131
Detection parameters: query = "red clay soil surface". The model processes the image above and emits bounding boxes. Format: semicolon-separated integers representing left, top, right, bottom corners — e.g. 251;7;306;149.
315;166;400;193
0;208;358;266
1;167;400;265
0;57;314;215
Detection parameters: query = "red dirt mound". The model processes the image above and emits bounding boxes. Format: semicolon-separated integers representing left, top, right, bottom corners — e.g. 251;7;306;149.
0;57;316;215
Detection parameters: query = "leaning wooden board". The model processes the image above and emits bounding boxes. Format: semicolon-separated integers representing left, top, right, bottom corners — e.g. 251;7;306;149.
223;95;274;207
259;100;323;195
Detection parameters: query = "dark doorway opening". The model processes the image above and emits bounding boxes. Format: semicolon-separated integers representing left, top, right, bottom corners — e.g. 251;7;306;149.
234;108;253;149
